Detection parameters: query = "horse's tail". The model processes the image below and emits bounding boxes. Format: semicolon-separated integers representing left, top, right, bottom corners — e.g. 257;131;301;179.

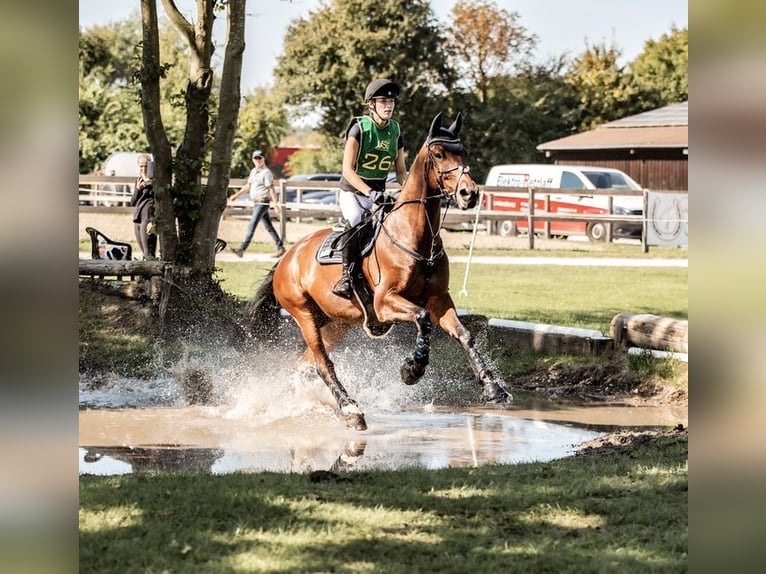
245;265;281;340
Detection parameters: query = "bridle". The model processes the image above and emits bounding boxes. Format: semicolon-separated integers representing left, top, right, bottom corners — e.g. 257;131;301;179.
378;141;474;266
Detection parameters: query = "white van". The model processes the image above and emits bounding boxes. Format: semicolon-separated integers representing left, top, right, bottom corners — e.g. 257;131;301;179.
483;164;644;241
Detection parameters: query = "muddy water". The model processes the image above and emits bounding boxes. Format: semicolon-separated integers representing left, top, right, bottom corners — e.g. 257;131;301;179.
79;369;685;476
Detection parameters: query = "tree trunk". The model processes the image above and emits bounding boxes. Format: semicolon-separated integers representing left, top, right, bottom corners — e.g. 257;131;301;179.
609;313;688;353
193;0;246;271
138;0;247;335
139;0;175;260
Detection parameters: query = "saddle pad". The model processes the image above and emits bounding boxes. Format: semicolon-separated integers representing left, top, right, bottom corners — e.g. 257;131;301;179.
316;224;380;265
316;231;344;264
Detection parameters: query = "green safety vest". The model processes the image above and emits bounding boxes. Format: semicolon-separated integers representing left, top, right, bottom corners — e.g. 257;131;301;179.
353;115;400;181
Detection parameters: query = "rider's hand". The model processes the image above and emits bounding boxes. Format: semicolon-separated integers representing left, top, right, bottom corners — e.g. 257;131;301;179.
370;190;384;205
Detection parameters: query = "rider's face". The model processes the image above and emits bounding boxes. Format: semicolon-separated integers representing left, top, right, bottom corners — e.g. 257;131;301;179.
371;97;396;119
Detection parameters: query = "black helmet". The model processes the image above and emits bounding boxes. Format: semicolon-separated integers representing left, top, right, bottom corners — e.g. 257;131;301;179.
364;78;400;102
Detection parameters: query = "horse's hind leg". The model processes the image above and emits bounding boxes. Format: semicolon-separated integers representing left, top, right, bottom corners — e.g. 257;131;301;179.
292;312;367;430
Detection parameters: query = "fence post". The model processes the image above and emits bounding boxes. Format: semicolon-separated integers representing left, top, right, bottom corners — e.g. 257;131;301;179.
278;179;287;242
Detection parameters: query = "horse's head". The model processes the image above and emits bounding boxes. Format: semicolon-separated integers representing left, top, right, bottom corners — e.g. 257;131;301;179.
425;112;478;210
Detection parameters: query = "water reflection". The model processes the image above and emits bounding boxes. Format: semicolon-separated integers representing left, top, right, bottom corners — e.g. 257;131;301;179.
79;408;604;476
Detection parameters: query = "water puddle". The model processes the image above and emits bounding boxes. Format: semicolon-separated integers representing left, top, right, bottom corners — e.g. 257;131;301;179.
79;353;685;476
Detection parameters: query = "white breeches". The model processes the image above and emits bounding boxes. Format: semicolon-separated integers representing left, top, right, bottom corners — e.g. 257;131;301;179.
339;191;373;227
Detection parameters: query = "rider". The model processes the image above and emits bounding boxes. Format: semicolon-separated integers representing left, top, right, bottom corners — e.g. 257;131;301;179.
332;78;408;299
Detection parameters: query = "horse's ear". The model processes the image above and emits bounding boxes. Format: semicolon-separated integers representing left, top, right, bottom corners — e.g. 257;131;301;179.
429;112;443;138
448;112;462;137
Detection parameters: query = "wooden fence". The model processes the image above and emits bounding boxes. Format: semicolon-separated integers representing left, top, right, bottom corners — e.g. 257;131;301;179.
79;175;687;251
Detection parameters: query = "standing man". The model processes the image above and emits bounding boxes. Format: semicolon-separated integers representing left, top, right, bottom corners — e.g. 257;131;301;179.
227;150;286;258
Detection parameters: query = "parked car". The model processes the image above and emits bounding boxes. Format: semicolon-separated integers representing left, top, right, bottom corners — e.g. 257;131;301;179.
281;173;342;203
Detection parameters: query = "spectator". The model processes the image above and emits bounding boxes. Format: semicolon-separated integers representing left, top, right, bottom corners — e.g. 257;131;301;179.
130;154;157;260
227;150;286;258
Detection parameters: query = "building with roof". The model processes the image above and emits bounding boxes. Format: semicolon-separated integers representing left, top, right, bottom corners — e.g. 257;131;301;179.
537;102;688;191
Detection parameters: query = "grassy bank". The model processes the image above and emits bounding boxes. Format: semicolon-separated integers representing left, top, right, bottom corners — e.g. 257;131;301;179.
214;261;688;334
80;429;687;573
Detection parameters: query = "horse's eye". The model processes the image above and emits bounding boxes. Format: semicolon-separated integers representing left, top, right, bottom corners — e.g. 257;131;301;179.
433;151;444;160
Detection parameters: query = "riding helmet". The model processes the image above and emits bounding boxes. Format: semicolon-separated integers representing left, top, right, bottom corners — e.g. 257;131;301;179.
364;78;400;102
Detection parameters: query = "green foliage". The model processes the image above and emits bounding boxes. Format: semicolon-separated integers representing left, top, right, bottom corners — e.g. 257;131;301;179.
627;27;688;110
456;59;581;181
230;88;289;177
628;351;681;381
274;0;454;145
284;135;345;175
445;0;537;103
78;18;200;174
565;42;633;130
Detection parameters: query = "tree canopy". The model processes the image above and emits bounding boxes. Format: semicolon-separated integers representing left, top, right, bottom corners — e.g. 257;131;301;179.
79;2;688;201
628;26;688;110
274;0;454;150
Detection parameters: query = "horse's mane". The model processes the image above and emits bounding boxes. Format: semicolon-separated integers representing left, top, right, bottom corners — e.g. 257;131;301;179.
396;141;429;201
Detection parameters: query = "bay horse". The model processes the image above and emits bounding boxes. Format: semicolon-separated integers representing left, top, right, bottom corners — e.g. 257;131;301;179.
250;112;510;430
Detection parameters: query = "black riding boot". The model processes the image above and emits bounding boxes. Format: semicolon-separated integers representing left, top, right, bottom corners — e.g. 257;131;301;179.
332;229;358;299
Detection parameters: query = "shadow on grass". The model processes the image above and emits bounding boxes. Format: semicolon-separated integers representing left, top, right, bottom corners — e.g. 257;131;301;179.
80;434;687;573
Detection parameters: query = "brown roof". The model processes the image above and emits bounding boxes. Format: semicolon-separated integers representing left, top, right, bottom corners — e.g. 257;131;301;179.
538;101;688;151
537;125;688;151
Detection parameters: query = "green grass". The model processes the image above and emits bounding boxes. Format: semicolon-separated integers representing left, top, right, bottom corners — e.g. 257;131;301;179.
80;434;687;573
215;261;688;335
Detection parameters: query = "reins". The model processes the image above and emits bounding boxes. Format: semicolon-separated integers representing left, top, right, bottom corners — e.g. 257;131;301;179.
378;143;464;266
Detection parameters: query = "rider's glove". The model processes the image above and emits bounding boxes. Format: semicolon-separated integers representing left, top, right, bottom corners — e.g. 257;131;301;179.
370;190;385;205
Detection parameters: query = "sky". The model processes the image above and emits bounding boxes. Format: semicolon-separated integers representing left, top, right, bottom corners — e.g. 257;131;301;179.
79;0;687;94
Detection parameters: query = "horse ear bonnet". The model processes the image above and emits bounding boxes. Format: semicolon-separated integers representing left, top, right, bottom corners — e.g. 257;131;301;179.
427;112;464;151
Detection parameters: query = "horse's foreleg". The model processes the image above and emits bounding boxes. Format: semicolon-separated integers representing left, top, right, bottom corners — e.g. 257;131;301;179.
437;307;511;403
374;293;433;385
292;314;367;430
400;308;432;385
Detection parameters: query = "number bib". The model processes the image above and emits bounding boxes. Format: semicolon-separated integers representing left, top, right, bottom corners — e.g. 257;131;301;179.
354;115;400;181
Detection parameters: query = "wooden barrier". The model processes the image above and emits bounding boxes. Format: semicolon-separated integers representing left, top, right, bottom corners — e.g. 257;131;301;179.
79;259;165;278
609;313;688;353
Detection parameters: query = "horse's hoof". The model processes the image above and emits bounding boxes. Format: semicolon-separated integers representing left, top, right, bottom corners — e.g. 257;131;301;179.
365;320;394;339
344;412;367;431
400;358;425;385
483;385;512;404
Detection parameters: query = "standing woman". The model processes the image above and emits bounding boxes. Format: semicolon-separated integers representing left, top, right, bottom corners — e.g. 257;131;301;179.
333;78;408;299
131;154;157;260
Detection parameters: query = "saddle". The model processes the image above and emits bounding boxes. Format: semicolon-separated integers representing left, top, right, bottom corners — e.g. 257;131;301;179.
316;207;393;338
316;211;383;265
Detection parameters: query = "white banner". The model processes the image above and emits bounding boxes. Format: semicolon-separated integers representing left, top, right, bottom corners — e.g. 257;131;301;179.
646;192;688;247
